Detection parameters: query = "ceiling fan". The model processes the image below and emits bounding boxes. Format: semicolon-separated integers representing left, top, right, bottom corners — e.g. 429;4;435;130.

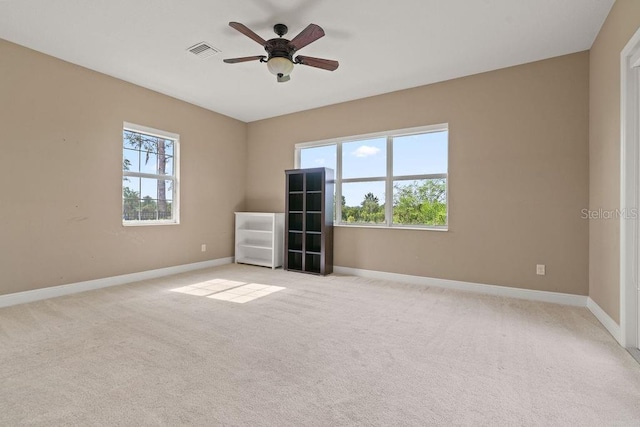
223;22;339;83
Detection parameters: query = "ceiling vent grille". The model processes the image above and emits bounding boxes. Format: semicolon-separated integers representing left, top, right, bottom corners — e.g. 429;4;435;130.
187;42;221;59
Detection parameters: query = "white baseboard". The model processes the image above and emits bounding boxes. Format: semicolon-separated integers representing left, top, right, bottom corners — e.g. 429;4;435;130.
333;266;588;307
0;257;233;309
587;297;622;344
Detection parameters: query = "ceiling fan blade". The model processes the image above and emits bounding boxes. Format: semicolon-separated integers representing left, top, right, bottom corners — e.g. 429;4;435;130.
295;55;339;71
223;55;266;64
229;22;267;46
277;74;291;83
288;24;325;51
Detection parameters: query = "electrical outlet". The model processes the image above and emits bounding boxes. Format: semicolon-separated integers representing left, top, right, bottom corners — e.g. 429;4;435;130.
536;264;545;276
201;244;207;252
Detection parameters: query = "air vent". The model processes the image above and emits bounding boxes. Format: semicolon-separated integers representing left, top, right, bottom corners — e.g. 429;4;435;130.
186;42;221;59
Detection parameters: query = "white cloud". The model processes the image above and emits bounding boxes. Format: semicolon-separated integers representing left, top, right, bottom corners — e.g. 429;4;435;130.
352;145;380;157
314;158;326;165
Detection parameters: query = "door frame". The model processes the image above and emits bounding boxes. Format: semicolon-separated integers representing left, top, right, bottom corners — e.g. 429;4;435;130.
620;26;640;349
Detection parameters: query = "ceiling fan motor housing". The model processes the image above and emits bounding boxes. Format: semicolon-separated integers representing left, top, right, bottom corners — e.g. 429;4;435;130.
264;38;294;61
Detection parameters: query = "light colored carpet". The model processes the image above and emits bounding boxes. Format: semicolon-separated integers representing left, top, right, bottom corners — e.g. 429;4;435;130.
1;264;639;426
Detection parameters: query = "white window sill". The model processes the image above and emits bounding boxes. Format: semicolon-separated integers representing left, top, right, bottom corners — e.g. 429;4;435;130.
334;223;448;232
122;221;180;227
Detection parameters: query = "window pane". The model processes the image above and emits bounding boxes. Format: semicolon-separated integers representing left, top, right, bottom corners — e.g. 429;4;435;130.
156;140;173;175
342;138;386;179
139;152;158;174
123;130;138;148
341;181;385;224
393;178;447;226
140;178;159;199
140;197;158;221
123;199;141;221
123;177;141;221
159;202;173;220
156;179;173;201
123;148;140;172
300;144;336;171
163;155;174;175
140;178;172;199
123;176;140;193
393;131;448;176
163;140;174;156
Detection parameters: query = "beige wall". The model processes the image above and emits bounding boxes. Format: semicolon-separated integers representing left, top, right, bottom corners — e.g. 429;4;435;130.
0;35;593;299
589;0;640;323
0;39;247;296
247;52;590;295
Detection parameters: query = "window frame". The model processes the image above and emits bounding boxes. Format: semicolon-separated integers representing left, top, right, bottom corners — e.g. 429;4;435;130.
122;122;180;226
295;123;448;230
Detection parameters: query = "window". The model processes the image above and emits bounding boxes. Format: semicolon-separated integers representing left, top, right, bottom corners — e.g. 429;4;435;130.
296;124;448;229
122;123;179;225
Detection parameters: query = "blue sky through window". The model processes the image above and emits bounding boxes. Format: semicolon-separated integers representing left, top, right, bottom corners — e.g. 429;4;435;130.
342;138;386;179
300;144;336;170
394;132;447;176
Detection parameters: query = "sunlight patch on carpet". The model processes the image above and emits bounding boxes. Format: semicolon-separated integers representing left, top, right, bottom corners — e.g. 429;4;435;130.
170;279;285;303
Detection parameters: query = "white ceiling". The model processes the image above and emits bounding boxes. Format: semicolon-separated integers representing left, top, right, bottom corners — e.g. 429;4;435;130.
0;0;614;122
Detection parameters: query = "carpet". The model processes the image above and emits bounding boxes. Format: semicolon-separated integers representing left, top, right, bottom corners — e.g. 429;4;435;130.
1;264;639;425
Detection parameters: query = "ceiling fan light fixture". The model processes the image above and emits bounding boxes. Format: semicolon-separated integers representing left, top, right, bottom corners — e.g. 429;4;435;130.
267;57;294;76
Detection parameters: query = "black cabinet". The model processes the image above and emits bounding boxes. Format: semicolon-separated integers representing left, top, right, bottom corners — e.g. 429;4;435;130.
284;168;334;275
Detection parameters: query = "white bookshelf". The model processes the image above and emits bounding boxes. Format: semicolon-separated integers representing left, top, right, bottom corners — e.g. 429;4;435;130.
234;212;284;269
